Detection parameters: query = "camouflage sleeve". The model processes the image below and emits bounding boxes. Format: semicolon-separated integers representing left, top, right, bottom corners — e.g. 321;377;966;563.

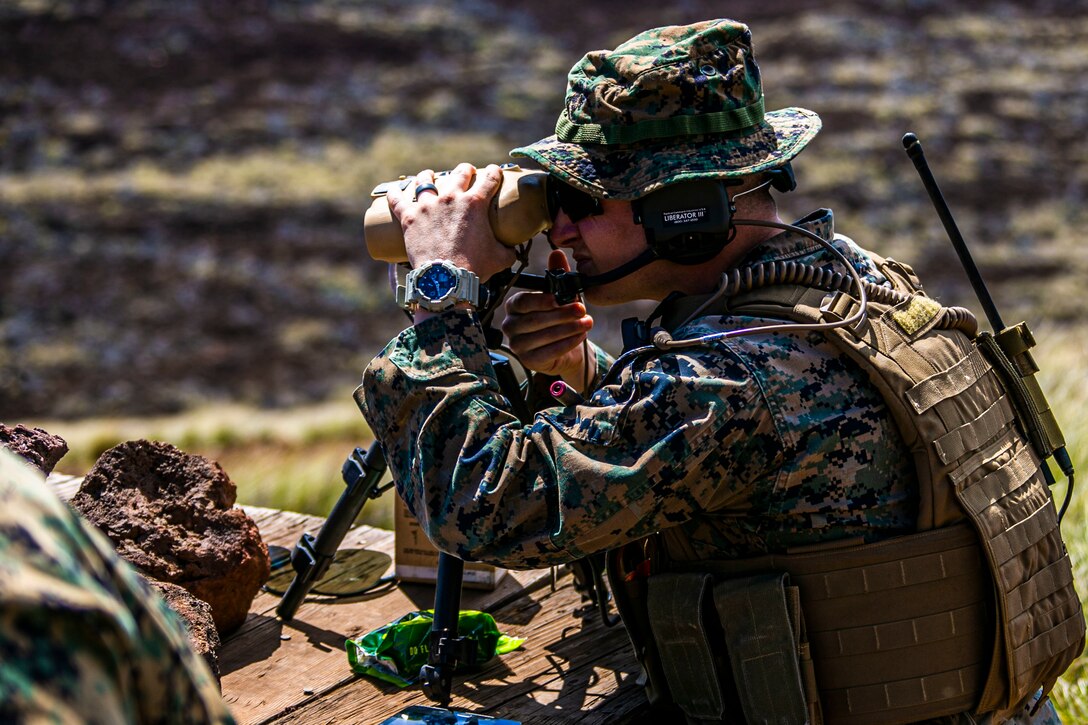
358;309;777;569
0;449;235;725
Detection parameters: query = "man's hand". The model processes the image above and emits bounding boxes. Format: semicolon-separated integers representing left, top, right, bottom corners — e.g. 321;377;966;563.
502;250;594;389
387;163;517;282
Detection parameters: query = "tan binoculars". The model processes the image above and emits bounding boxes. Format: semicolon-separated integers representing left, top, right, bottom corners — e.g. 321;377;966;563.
362;165;553;263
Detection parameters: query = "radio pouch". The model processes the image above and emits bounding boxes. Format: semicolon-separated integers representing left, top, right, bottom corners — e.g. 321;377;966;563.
646;571;816;724
646;572;733;721
715;573;816;725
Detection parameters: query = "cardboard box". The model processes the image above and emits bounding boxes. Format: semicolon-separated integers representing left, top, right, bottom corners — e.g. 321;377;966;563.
394;496;505;590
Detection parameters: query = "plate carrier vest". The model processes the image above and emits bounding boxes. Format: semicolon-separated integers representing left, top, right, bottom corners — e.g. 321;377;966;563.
607;254;1084;725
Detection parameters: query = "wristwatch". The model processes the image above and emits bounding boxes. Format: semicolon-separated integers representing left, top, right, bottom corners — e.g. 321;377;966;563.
397;260;481;312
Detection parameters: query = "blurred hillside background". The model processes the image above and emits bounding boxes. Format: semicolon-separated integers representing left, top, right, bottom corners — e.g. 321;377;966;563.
5;0;1088;509
4;0;1088;714
2;4;1086;490
5;0;1087;422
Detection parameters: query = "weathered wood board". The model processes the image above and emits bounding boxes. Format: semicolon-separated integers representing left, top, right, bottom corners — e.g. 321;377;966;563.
46;474;645;723
220;506;556;724
272;569;644;724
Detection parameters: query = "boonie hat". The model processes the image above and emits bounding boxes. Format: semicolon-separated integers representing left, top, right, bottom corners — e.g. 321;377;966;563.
511;19;821;200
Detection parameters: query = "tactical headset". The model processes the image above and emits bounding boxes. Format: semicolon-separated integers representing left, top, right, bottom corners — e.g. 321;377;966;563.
632;162;796;265
546;162;797;299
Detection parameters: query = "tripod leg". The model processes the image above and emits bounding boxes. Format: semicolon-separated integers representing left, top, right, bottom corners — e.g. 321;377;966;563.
420;553;467;705
276;443;387;622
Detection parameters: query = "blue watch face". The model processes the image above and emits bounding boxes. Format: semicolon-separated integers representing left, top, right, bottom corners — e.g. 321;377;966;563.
417;264;458;301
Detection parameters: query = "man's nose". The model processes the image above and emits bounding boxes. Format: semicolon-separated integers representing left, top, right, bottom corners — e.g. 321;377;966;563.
548;208;578;247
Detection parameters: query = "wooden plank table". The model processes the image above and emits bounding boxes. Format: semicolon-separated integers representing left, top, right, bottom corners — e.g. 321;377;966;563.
48;475;647;724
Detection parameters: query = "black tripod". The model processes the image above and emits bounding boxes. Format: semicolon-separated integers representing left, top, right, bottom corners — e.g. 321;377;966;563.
275;351;537;705
274;263;624;705
275;442;392;621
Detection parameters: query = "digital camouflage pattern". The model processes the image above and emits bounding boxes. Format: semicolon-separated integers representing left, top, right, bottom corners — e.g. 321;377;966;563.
359;208;1066;722
510;19;821;199
0;448;235;725
359;210;916;570
557;18;764;143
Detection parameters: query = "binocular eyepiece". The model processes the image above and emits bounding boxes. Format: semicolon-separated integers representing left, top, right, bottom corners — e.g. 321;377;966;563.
362;164;554;263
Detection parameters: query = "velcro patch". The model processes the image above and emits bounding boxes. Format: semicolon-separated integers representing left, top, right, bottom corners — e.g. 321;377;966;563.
892;296;942;335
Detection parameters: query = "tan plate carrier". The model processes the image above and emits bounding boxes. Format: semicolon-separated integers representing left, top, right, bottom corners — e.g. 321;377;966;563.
609;255;1084;724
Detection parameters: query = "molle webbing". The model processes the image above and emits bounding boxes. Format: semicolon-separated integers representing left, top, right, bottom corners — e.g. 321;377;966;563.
980;326;1067;463
945;427;1083;711
723;255;1084;715
613;256;1082;722
670;524;990;725
715;573;816;725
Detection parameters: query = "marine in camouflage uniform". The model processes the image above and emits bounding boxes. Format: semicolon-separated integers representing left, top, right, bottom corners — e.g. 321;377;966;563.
362;211;918;565
0;447;235;725
358;19;1064;724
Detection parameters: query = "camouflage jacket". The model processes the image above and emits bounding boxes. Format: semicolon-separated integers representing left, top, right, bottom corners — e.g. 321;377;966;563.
0;448;235;725
359;209;1065;723
358;209;918;569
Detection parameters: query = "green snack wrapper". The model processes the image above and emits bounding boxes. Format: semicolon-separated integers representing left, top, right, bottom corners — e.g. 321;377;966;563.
346;610;525;687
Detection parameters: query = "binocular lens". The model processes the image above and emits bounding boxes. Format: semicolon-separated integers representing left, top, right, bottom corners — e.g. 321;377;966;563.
552;181;604;223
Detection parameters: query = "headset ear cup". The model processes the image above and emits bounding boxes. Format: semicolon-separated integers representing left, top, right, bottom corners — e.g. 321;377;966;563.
768;162;796;193
648;231;734;265
636;179;738;264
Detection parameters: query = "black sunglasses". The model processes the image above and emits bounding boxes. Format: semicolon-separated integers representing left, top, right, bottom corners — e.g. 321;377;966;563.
550;180;604;223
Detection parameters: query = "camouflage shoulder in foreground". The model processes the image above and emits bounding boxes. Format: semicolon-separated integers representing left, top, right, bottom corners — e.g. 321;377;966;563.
0;448;235;725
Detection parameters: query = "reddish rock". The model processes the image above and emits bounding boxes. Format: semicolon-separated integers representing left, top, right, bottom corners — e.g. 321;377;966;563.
70;440;270;636
0;423;68;475
149;579;223;683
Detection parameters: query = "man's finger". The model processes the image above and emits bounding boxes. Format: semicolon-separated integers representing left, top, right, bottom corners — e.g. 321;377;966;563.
548;249;571;272
506;290;558;315
502;303;590;337
449;162;476;190
519;331;589;369
471;164;504;199
506;315;593;351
